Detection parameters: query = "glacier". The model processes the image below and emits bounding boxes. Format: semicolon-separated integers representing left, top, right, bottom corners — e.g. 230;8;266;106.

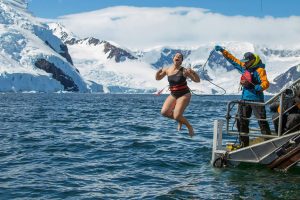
0;0;88;92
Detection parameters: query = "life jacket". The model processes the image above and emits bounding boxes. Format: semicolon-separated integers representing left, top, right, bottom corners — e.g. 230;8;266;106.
240;54;263;88
240;70;253;89
240;70;252;83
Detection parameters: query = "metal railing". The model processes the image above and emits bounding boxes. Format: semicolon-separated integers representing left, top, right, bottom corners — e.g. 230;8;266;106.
225;78;300;139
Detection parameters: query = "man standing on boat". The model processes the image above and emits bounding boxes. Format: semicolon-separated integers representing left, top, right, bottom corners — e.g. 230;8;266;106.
215;45;271;147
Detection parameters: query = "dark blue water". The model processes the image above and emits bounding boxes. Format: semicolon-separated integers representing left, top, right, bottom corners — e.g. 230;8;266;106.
0;94;299;199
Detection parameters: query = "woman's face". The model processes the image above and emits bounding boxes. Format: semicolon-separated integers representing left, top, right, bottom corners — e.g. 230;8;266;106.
173;53;183;66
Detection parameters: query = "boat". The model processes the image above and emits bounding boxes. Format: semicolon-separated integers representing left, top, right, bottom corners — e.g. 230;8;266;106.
211;78;300;172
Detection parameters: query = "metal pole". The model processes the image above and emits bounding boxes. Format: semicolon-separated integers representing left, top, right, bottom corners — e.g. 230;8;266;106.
226;102;232;133
211;120;224;165
278;93;284;136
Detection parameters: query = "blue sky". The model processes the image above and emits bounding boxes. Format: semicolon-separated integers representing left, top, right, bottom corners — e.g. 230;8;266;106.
28;0;300;18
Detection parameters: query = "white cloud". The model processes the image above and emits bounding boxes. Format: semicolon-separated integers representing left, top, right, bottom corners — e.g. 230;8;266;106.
57;6;300;50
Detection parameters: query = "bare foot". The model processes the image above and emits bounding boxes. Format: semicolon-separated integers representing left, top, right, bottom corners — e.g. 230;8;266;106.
177;122;182;131
188;126;194;137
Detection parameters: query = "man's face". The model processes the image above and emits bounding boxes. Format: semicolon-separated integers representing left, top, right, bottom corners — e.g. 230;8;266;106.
244;59;255;69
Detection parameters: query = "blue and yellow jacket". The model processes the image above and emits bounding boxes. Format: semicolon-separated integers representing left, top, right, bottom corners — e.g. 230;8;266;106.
220;49;269;102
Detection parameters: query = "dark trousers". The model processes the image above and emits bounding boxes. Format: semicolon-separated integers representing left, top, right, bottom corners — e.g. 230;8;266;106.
286;114;300;132
237;103;271;147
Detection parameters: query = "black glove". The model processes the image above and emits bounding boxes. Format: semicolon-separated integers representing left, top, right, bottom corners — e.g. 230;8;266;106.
215;45;224;52
240;80;252;89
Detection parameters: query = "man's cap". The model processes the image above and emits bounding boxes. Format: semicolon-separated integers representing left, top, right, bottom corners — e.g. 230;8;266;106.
241;52;255;62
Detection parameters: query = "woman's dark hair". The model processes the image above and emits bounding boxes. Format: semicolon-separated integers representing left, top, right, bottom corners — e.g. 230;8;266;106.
175;52;184;61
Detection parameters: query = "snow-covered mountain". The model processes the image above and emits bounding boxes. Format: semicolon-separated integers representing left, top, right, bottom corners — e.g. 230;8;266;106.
0;0;89;92
49;22;161;93
268;64;300;93
1;0;299;94
49;21;300;94
142;44;300;94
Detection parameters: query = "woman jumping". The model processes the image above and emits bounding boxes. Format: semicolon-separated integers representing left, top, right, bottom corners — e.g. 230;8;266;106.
155;52;200;137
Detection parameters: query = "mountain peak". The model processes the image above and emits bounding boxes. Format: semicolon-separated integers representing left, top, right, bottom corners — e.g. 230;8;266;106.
48;24;137;63
48;22;78;43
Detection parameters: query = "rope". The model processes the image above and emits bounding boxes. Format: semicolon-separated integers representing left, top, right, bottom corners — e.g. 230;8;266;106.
193;50;227;96
154;85;169;96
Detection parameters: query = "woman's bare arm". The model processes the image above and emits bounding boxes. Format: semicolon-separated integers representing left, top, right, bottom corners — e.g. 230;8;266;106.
184;68;200;83
155;68;167;80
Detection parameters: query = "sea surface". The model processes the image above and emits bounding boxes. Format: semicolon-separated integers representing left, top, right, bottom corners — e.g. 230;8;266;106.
0;94;299;199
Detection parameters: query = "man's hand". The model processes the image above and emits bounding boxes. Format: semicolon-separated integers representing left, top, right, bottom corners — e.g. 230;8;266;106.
215;45;224;52
240;80;252;88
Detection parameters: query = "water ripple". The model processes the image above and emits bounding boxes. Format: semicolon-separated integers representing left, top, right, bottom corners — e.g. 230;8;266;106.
0;94;298;199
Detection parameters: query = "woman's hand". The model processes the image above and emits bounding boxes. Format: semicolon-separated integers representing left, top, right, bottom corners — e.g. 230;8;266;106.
183;68;193;76
155;68;166;80
184;68;200;83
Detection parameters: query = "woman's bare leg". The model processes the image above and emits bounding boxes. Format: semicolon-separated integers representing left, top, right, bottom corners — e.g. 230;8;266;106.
161;95;176;118
173;93;194;136
177;122;182;131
